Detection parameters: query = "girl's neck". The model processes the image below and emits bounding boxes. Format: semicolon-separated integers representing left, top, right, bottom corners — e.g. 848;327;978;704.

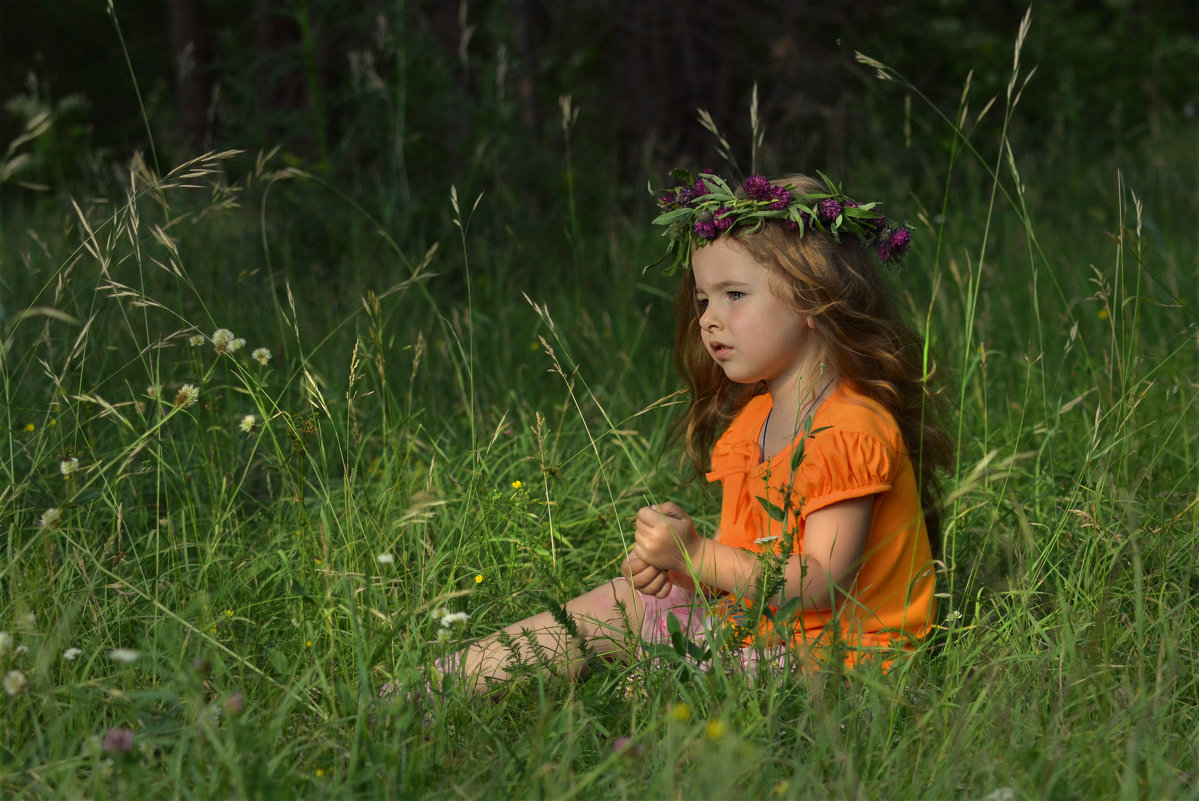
766;355;835;427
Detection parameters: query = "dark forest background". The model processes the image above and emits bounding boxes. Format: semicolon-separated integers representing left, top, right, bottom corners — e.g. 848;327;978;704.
3;0;1196;215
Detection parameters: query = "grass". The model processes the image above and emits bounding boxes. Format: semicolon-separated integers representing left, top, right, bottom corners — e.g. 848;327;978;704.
1;37;1198;801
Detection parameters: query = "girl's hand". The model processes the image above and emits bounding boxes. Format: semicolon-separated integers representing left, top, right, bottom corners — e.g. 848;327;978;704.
621;553;674;599
634;502;700;573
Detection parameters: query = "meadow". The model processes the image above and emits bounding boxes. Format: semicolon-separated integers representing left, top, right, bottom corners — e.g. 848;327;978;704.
1;37;1198;800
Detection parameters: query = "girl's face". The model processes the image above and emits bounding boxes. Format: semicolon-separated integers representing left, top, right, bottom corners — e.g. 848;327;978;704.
691;238;816;394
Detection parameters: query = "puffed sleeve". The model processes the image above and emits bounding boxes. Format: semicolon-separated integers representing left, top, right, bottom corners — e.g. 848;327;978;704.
790;428;896;517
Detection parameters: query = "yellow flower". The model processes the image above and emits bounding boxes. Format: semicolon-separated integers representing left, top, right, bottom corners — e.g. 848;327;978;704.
315;768;325;778
1098;308;1110;320
305;639;313;648
475;574;483;584
224;609;234;618
511;480;522;489
24;423;34;432
705;719;727;740
670;702;692;722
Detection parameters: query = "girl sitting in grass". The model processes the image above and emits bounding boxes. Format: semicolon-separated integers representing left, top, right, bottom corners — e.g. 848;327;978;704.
384;170;953;699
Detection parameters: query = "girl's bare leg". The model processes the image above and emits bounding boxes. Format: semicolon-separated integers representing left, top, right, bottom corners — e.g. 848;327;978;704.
450;578;646;693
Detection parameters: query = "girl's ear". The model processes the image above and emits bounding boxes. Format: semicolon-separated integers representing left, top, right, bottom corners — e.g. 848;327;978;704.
803;314;817;330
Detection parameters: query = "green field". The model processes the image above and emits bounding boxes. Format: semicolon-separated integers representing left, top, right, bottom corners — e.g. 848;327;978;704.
2;31;1198;800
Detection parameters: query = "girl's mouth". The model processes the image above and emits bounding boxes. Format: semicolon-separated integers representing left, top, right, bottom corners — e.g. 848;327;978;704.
709;341;732;360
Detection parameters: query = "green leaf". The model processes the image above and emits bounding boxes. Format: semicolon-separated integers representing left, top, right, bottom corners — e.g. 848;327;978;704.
652;207;695;226
790;438;807;472
666;612;687;657
669;168;695;185
756;495;787;522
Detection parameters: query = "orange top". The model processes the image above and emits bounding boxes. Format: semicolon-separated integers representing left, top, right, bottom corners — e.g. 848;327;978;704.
705;385;937;662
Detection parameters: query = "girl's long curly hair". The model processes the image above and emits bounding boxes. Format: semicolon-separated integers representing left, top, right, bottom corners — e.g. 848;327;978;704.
672;174;955;554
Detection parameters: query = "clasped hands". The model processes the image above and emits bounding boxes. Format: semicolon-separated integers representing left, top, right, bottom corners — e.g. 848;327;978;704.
619;502;700;600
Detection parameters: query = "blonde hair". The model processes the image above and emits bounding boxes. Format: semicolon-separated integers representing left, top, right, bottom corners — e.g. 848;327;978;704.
672;174;954;551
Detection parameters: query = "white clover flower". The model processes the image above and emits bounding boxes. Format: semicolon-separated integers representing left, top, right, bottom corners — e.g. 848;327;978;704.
3;670;28;696
108;648;140;664
228;337;246;353
63;647;83;661
146;384;162;399
60;456;80;477
251;347;272;366
375;553;395;565
439;611;470;628
211;328;235;354
173;384;200;409
0;632;11;656
239;414;257;433
14;645;28;656
188;334;205;347
39;508;62;530
753;535;779;545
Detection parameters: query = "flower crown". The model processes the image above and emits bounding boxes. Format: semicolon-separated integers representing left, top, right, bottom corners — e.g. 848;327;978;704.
650;169;913;275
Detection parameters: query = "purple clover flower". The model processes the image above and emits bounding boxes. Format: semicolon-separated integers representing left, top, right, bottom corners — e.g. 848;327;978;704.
888;226;913;257
102;727;134;754
714;207;733;231
817;198;842;223
876;238;893;262
742;175;772;200
676;186;696;206
767;185;791;210
693;211;718;239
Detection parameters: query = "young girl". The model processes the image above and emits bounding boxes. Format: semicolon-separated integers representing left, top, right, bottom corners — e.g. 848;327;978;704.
385;170;952;697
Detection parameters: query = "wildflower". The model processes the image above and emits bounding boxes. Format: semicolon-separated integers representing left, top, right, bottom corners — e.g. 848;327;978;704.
693;211;718;240
173;384;200;409
60;456;80;477
146;384;163;400
439;611;469;628
223;690;245;718
102;727;134;753
24;423;34;432
0;632;10;656
63;647;83;661
375;553;395;565
474;574;483;584
228;337;246;353
714;206;734;231
251;347;272;366
315;768;326;779
817;197;842;223
108;648;140;664
767;185;792;211
224;609;234;618
511;480;522;490
239;414;257;433
14;645;28;656
211;328;235;354
705;719;727;740
613;736;644;758
188;334;205;347
40;508;63;530
742;174;772;201
670;702;692;722
1098;308;1110;320
887;225;913;259
3;670;28;695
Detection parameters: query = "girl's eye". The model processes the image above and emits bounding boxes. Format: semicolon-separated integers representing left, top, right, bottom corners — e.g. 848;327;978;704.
728;291;744;301
695;298;708;314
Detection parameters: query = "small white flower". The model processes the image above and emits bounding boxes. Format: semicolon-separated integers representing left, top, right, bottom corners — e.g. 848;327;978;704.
146;384;162;399
108;648;140;664
188;334;205;347
211;328;235;354
39;508;62;530
375;553;395;565
3;670;28;696
63;647;83;661
173;384;200;409
251;347;272;366
239;414;257;433
0;632;11;656
14;645;28;656
60;456;80;477
753;535;779;545
439;611;470;628
228;337;246;353
946;609;963;623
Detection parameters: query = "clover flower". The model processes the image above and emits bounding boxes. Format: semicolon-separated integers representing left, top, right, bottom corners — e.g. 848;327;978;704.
439;611;469;628
742;174;772;200
173;384;200;409
60;456;80;478
102;727;134;753
228;337;246;353
713;207;734;232
211;329;235;354
188;334;205;347
767;185;792;210
817;198;842;222
375;553;395;565
887;225;913;258
108;648;140;664
63;647;83;661
0;632;11;657
239;414;257;433
39;507;62;530
3;670;28;696
251;347;272;366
